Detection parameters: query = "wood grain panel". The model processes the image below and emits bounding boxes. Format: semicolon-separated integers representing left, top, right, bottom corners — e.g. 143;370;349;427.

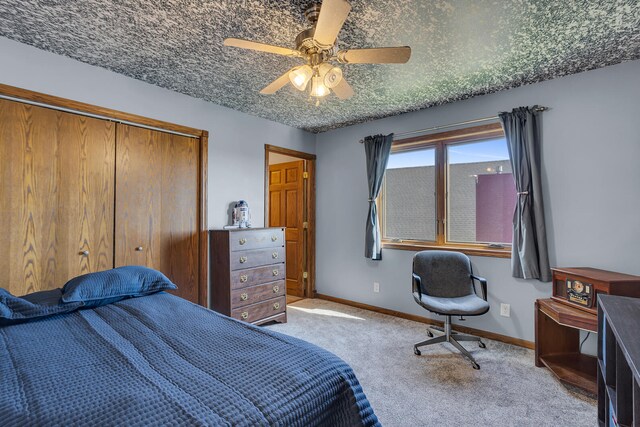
161;130;199;303
0;99;115;295
229;247;285;271
231;280;285;308
229;228;284;252
115;124;199;303
269;191;282;226
285;189;298;228
230;263;285;289
270;170;282;185
115;124;162;269
268;160;305;297
231;296;286;323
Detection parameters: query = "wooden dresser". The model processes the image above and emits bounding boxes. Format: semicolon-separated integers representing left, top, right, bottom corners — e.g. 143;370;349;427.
209;228;286;325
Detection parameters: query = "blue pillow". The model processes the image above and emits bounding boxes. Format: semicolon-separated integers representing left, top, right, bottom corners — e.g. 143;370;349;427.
61;266;177;307
0;288;84;326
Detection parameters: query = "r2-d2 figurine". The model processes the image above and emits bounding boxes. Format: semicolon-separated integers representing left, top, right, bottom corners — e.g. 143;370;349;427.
233;200;251;228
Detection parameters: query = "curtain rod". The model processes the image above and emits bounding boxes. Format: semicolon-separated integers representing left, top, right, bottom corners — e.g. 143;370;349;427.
0;94;200;138
358;106;549;143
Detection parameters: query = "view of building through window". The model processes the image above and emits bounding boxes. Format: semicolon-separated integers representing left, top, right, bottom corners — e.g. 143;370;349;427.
382;136;516;246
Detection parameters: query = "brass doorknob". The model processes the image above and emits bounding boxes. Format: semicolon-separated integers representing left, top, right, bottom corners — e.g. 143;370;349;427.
135;246;144;252
79;250;90;256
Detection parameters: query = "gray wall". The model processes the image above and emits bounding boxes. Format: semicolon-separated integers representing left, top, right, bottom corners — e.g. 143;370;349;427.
315;59;640;343
0;37;315;229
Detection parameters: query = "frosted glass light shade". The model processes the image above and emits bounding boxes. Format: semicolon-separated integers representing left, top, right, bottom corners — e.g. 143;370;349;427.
289;65;313;91
310;76;330;97
323;66;343;88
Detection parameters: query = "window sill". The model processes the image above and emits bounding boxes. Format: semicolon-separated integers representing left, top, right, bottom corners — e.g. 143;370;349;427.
382;241;511;259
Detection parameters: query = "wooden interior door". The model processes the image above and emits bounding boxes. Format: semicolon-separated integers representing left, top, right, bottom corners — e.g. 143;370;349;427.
268;160;305;297
115;124;200;303
0;99;115;295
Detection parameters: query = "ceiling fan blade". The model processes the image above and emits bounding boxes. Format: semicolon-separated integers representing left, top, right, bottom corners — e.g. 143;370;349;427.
313;0;352;49
224;38;300;57
337;47;411;64
260;69;295;95
332;77;354;100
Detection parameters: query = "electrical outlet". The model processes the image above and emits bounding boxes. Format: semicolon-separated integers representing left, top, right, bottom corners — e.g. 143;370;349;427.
500;303;511;317
373;282;380;293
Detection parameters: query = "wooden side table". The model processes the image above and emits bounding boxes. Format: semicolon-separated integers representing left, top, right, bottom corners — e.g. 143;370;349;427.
535;298;598;394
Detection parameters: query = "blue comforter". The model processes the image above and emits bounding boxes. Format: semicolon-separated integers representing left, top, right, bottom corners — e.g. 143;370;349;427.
0;293;379;426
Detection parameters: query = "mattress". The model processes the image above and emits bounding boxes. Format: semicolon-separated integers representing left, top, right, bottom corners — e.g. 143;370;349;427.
0;292;379;426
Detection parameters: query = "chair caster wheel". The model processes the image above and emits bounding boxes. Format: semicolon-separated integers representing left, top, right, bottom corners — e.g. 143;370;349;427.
479;341;486;349
427;331;433;337
414;347;421;356
472;362;480;370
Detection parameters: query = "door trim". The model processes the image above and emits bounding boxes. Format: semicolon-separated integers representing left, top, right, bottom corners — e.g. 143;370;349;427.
264;144;316;299
0;83;204;138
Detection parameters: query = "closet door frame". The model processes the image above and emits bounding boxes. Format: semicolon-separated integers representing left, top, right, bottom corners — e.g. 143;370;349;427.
0;83;209;306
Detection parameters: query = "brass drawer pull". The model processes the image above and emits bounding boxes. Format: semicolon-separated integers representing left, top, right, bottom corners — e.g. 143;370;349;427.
240;275;248;283
271;235;278;242
272;252;278;259
272;270;279;277
272;285;279;293
239;238;247;245
240;292;248;301
273;302;280;310
239;256;248;264
241;311;249;320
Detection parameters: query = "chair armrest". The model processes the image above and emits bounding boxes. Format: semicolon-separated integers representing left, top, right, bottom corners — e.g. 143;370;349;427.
412;273;422;301
470;274;488;301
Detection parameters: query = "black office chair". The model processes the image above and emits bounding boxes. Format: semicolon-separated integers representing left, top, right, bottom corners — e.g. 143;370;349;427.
412;250;490;369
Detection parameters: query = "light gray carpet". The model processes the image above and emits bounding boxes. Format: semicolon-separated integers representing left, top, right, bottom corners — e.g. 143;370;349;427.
267;299;596;427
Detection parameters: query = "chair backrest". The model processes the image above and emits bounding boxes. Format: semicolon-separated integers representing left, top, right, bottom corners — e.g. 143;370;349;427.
413;251;474;298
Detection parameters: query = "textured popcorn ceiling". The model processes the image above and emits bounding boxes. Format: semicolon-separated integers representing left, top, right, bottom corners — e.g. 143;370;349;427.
0;1;639;132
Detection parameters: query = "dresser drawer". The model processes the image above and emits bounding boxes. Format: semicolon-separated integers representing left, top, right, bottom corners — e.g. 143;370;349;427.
231;280;285;308
230;247;285;271
230;264;285;289
231;296;286;323
230;228;284;252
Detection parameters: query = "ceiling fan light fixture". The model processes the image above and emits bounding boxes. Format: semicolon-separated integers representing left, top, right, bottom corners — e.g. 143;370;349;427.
310;75;330;98
289;65;313;91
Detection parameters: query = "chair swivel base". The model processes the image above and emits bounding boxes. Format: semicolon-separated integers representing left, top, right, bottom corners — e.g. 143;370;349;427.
413;316;486;370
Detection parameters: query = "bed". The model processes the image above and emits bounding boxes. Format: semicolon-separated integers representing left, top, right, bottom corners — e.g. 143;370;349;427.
0;289;379;426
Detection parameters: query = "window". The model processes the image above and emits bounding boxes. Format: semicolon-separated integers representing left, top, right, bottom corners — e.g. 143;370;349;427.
381;123;515;257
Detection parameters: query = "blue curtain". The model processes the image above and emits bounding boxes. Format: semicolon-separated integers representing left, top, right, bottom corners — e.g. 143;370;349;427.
364;134;393;260
499;107;551;282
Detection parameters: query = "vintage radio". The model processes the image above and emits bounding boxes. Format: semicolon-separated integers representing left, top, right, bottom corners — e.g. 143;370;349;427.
551;267;640;314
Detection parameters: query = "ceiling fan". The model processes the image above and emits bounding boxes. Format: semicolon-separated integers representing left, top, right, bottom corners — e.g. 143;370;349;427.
223;0;411;103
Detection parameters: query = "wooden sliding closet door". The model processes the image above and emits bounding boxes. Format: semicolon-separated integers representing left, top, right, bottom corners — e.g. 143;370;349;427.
115;124;199;303
0;99;115;296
